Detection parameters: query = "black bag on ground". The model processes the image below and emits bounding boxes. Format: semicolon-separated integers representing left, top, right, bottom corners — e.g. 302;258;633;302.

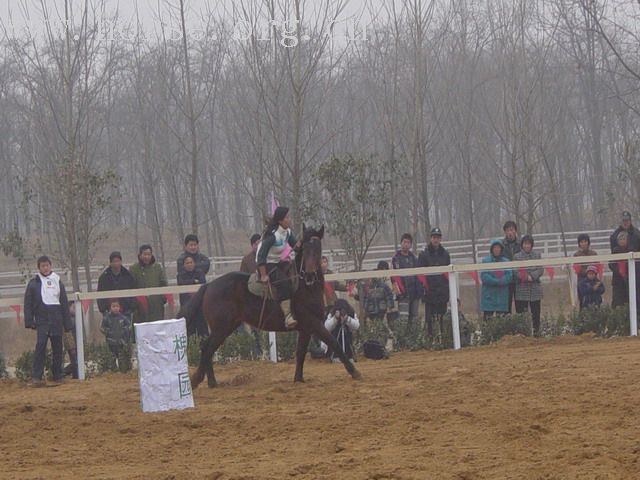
362;340;388;360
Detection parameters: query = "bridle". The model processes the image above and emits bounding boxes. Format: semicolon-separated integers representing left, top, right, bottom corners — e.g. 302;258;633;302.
298;235;321;286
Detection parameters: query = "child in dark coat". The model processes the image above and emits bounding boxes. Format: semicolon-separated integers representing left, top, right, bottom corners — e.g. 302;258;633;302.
100;300;131;372
578;265;605;309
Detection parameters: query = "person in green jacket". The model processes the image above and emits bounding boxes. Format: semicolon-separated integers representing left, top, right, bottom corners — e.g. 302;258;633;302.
480;239;513;321
130;244;167;326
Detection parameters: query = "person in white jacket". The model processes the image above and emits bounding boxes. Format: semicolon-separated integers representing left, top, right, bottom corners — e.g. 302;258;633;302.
321;299;360;363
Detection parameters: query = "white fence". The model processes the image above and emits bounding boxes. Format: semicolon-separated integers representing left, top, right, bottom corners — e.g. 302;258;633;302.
0;229;612;297
1;249;637;381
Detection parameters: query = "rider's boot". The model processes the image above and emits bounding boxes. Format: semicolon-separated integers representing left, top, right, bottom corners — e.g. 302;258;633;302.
280;299;297;329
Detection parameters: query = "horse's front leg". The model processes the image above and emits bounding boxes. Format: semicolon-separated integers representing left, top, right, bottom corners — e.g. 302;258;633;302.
314;325;363;381
293;330;311;383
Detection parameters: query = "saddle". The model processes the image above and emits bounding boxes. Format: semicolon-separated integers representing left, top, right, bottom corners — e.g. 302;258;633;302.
247;262;299;301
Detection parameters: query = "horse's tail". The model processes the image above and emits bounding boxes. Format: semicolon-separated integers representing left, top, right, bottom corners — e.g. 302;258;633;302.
177;283;208;327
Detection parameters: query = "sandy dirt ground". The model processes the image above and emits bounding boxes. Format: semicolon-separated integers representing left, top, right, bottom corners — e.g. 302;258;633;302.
1;335;640;480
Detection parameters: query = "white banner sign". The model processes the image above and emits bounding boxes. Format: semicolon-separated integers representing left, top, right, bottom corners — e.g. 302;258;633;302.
135;318;194;413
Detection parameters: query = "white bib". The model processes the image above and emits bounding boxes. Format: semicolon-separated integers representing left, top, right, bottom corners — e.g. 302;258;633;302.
38;272;61;305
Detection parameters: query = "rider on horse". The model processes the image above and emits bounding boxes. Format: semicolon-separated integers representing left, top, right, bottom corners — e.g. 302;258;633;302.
252;206;299;329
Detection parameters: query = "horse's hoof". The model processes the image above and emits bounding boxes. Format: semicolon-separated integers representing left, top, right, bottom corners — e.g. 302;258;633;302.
351;369;363;381
294;377;305;383
207;379;217;388
191;372;204;389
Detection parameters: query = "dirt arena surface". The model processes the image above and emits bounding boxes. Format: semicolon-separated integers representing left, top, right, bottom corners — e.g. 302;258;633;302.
2;335;640;480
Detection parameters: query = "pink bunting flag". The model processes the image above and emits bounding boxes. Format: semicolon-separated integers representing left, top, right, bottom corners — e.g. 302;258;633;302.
545;266;555;281
10;304;21;324
467;271;480;286
596;263;604;278
518;268;528;283
618;261;627;279
418;275;429;291
165;294;175;307
347;281;355;297
391;276;405;295
495;270;504;279
324;282;335;302
81;299;91;314
136;296;149;313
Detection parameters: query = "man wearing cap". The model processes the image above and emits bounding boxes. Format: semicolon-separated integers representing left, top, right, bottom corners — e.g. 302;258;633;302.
97;252;137;318
240;233;261;274
610;211;640;253
418;227;451;343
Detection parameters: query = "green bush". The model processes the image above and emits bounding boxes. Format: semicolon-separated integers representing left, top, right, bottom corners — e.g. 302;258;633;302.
187;334;202;367
478;313;532;344
0;353;8;379
14;349;52;382
569;305;630;337
275;331;297;361
85;341;119;375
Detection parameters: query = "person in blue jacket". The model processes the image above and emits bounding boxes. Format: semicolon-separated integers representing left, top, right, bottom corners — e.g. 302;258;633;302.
481;239;513;321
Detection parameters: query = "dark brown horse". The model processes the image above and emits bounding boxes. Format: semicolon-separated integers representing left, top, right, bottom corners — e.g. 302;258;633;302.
178;224;362;388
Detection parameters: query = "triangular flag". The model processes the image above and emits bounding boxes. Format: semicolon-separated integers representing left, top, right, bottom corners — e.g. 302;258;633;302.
164;293;175;307
418;275;429;291
391;276;405;295
467;271;480;286
81;299;91;314
596;263;604;278
518;268;528;283
324;282;335;302
618;261;627;278
495;270;504;279
545;266;555;281
572;264;582;276
10;304;21;324
136;296;149;313
443;272;449;281
347;281;355;297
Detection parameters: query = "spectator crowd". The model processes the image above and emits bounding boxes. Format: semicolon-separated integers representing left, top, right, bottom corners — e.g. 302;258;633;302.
21;210;640;385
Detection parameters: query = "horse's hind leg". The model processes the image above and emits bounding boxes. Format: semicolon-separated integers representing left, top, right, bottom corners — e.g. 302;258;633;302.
293;331;311;383
314;325;362;381
191;322;237;389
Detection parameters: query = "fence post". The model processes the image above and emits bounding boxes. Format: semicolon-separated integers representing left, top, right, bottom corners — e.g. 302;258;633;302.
628;257;638;337
449;270;461;350
75;292;86;380
269;331;277;362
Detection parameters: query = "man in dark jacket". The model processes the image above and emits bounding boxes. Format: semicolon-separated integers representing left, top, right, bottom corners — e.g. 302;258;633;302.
391;233;424;329
177;234;211;275
24;256;72;386
610;211;640;252
502;220;520;313
97;251;136;317
418;227;451;343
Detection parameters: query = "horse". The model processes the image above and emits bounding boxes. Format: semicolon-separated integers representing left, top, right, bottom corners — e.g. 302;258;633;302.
178;224;363;388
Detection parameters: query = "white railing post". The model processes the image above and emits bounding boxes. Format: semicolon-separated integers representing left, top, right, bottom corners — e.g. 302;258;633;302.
269;331;277;362
628;257;638;336
449;271;461;350
75;293;86;380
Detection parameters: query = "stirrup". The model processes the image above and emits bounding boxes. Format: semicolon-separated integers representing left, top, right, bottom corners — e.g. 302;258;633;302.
285;314;298;329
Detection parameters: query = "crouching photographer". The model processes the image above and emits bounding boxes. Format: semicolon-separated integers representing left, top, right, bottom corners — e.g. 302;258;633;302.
321;299;360;363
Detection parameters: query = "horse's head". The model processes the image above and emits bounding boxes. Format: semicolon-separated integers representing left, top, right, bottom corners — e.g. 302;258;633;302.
299;223;324;286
